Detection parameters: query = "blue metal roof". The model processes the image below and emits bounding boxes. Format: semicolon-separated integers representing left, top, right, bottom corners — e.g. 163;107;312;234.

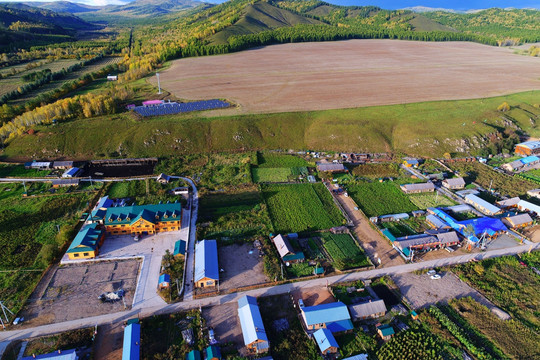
238;295;269;347
195;240;219;282
22;349;77;360
458;217;507;237
205;345;221;360
302;302;353;331
186;350;201;360
313;328;339;353
426;214;449;229
64;167;80;177
159;273;170;284
96;196;113;209
521;156;540;164
122;323;140;360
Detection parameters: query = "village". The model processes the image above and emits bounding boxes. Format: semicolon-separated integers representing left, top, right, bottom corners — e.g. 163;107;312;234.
0;139;540;360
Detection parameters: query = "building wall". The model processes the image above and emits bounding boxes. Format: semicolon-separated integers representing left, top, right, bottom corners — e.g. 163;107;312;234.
515;146;532;156
105;220;181;235
196;277;216;288
68;249;97;260
322;346;338;355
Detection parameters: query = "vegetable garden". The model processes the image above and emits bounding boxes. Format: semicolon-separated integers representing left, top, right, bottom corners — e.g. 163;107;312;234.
347;181;418;217
351;163;400;178
261;183;344;233
408;192;457;209
320;232;370;270
376;326;449;360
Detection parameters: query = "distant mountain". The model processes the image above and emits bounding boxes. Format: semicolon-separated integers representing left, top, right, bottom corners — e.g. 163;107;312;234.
0;2;95;29
403;6;462;13
94;0;205;17
24;1;102;13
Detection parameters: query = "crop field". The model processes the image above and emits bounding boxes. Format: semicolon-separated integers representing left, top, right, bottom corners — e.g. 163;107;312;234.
251;166;308;182
0;59;82;98
261;183;344;233
0;164;51;177
106;178;186;205
380;217;429;237
347;181;418;217
11;57;122;105
520;168;540;183
197;189;273;240
408;192;457;209
351;163;400;178
155;40;540;115
452;252;540;333
320;232;370;270
448;161;537;197
256;152;309;167
0;183;92;315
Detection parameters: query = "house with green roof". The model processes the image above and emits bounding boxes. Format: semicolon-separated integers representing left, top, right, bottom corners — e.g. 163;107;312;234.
66;223;105;260
90;202;182;236
174;240;186;258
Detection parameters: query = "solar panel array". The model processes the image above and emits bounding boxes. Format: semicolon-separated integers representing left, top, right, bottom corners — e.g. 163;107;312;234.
133;100;229;117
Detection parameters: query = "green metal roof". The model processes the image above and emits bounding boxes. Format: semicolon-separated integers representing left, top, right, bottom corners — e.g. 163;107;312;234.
205;345;221;360
174;240;186;256
67;223;103;253
94;203;182;226
377;324;395;337
186;350;201;360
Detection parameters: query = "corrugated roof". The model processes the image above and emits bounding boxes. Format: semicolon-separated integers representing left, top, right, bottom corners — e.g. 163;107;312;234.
446;204;473;213
496;197;521;207
377;324;394;337
521;156;540;164
313;328;339;353
186;350;201;360
96;196;113;209
395;234;438;249
67;223;103;253
518;200;540;215
381;228;397;243
426;214;449;229
443;177;465;187
400;182;435;192
317;163;345;172
505;213;533;227
205;346;221;360
22;350;77;360
62;167;80;177
238;295;269;347
348;299;386;319
458;217;507;237
122;323;140;360
159;274;170;284
51;179;79;186
342;355;369;360
195;240;219;282
97;203;182;226
464;194;501;214
516;141;540;150
302;302;352;331
52;161;73;167
272;234;294;258
436;231;460;244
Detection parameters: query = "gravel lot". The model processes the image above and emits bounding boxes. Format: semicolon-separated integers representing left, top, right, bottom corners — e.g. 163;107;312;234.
392;271;510;319
203;303;243;347
19;260;140;327
219;243;268;291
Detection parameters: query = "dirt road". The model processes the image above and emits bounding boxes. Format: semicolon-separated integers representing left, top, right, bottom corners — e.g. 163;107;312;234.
334;192;404;267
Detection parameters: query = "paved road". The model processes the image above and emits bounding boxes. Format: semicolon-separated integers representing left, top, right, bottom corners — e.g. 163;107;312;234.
2;242;537;342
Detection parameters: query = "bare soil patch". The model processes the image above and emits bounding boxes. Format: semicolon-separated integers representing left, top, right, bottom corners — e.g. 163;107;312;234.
19;260;140;327
155;40;540;115
202;303;243;347
219;243;268;291
292;287;334;307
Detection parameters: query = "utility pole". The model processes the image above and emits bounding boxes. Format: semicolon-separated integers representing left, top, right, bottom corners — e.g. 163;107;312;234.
0;301;14;329
156;73;162;94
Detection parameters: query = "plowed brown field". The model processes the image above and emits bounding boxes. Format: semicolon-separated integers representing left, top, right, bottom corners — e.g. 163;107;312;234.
154;39;540;114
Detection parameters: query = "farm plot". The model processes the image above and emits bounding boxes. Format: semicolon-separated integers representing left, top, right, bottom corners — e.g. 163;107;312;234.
197;189;273;240
320;232;370;270
155;40;540;115
106;178;186;205
10;57;122;105
448;161;537;197
408;192;457;209
0;59;82;98
347;181;418;217
380;217;429;237
520;168;540;183
261;183;344;233
256;152;309;167
351;163;400;178
251;166;307;183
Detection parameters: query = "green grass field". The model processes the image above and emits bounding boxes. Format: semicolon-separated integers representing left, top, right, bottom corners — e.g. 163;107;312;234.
347;181;419;217
351;163;401;178
0;164;51;177
408;192;457;209
251;167;308;182
5;91;540;160
256;152;309;168
261;183;344;233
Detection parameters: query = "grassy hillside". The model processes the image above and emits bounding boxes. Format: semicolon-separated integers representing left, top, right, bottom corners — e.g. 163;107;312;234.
3;90;539;160
24;1;102;14
209;1;321;45
408;13;457;32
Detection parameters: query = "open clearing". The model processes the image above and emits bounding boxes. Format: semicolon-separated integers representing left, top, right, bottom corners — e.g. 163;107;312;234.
156;39;540;114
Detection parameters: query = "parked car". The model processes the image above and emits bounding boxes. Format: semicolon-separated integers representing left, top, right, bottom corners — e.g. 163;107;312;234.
430;274;441;280
426;270;436;276
134;234;140;242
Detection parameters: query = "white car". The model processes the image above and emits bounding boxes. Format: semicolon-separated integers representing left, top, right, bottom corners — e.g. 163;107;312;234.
426;270;436;276
430;274;441;280
134;234;140;242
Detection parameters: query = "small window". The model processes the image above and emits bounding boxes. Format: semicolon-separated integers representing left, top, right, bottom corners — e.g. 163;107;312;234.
145;225;150;228
74;253;80;257
83;252;89;256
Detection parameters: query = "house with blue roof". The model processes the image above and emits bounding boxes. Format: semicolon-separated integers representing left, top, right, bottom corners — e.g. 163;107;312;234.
300;301;353;333
157;173;172;184
237;295;269;354
122;323;140;360
22;349;77;360
96;196;113;210
159;273;170;289
313;328;339;356
174;239;186;258
90;203;182;236
66;223;105;260
195;240;219;288
62;167;81;178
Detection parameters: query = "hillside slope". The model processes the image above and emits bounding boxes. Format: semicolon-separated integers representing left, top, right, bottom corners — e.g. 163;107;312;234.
24;1;102;14
209;1;322;44
0;3;94;30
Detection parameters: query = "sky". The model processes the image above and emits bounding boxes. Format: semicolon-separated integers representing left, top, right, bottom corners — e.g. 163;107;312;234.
3;0;540;9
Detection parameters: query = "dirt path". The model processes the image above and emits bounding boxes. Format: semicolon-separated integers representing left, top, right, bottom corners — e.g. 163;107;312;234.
94;322;124;360
334;192;404;267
